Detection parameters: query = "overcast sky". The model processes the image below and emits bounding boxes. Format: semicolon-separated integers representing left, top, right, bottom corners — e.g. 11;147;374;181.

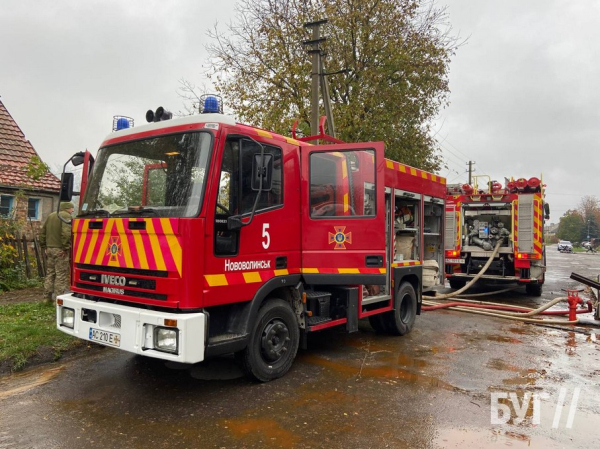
1;0;598;223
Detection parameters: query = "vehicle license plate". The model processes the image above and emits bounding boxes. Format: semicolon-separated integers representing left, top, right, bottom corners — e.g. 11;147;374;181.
89;327;121;347
446;258;465;264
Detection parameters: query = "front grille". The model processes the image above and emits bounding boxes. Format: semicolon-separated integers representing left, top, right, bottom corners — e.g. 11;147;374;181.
76;263;168;278
76;283;167;301
79;272;156;290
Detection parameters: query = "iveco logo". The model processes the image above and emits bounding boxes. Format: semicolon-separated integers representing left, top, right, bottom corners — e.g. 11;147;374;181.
101;274;126;286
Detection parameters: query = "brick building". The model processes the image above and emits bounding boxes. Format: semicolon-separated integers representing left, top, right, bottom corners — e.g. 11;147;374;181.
0;98;61;237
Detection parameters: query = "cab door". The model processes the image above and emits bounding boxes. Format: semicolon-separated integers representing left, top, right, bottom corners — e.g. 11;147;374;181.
203;132;301;307
300;142;386;285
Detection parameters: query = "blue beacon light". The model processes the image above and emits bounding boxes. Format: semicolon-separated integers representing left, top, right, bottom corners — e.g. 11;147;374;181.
203;96;220;113
116;117;130;130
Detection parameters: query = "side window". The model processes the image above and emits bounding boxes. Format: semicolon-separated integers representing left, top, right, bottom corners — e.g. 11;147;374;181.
0;195;13;217
240;142;282;214
310;150;376;218
27;198;40;220
394;195;420;261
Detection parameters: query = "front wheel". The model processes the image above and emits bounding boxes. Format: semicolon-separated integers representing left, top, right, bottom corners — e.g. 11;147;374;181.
239;299;299;382
383;282;417;336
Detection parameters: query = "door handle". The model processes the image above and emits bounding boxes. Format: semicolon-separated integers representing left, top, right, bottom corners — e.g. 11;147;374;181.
365;255;383;267
276;256;287;269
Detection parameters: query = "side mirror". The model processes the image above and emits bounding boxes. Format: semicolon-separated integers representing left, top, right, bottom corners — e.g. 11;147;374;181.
227;216;244;231
60;172;74;201
251;153;273;191
71;153;85;167
544;203;550;220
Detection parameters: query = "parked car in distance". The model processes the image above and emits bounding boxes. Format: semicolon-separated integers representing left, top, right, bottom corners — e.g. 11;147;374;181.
558;240;573;253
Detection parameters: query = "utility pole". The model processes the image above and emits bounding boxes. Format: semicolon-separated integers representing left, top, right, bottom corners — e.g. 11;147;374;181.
467;161;475;185
303;19;335;138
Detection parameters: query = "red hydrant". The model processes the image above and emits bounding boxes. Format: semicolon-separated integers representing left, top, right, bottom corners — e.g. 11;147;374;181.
562;288;584;321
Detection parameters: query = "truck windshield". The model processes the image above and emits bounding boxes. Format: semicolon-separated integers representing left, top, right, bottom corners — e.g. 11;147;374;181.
80;132;212;218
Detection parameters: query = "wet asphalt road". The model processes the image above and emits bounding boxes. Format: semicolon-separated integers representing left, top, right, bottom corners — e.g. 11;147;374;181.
1;246;599;448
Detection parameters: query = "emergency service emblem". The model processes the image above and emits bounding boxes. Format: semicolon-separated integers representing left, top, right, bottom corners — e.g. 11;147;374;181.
107;236;122;262
329;226;352;250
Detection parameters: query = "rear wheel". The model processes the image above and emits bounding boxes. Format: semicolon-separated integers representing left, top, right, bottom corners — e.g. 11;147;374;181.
239;299;299;382
526;283;543;296
368;314;389;334
383;282;417;336
449;278;467;290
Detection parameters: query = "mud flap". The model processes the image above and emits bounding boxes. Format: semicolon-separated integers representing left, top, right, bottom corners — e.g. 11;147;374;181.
345;287;359;333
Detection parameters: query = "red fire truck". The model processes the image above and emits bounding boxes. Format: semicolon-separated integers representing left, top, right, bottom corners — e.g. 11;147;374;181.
445;176;550;296
56;98;446;381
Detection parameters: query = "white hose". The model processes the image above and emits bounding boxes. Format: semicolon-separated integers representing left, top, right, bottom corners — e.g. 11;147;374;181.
456;286;520;297
423;236;579;324
425;238;504;300
423;296;569;317
425;303;578;324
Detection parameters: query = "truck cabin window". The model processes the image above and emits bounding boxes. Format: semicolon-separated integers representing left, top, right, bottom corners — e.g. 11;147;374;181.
310;150;376;218
214;137;283;255
216;138;282;217
80;132;212;218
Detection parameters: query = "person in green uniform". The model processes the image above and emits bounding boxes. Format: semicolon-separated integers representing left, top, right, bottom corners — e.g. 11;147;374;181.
39;201;74;303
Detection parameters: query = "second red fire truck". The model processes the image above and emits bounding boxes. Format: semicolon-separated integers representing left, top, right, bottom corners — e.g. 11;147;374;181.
445;176;550;295
56;98;446;381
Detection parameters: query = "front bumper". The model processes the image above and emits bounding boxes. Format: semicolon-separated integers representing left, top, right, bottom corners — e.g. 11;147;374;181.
56;293;206;363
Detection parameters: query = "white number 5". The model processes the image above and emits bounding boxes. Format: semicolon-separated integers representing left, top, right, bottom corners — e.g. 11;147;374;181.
262;223;271;249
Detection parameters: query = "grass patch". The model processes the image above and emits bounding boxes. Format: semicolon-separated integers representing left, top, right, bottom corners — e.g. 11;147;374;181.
0;266;43;292
0;300;82;372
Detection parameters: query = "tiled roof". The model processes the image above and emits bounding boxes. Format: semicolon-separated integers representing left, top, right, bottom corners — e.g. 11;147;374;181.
0;99;60;192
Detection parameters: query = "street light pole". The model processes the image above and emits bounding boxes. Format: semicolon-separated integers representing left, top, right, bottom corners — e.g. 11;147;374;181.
588;220;590;240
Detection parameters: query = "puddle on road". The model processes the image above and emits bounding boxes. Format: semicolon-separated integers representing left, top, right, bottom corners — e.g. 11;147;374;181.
298;352;454;390
486;358;521;372
435;427;561;448
437;388;600;447
453;332;523;344
507;325;534;335
220;418;301;446
0;365;65;400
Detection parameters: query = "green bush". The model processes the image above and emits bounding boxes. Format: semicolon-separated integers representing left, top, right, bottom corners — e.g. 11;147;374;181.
0;219;42;291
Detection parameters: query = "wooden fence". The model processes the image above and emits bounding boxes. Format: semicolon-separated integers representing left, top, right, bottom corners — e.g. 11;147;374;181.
3;234;46;278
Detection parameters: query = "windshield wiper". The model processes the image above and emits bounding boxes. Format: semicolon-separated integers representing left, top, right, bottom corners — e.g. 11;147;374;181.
111;207;158;217
76;209;110;218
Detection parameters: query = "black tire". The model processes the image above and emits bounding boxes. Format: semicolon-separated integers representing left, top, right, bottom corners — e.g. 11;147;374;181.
526;283;543;296
368;313;389;334
383;282;417;336
449;278;467;290
239;298;299;382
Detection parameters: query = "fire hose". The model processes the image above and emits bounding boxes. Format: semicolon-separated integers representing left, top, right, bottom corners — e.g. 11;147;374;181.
422;238;589;324
423;238;504;300
422;297;592;324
